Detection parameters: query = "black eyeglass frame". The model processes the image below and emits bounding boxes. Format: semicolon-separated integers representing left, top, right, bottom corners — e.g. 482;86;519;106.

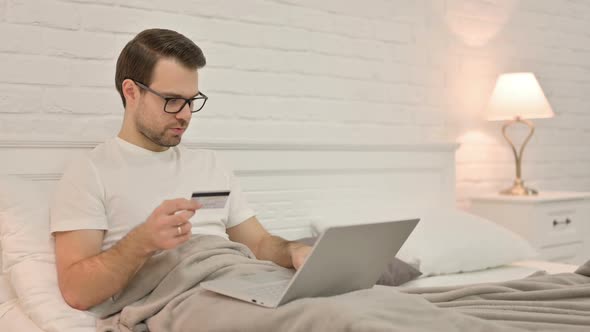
130;79;208;114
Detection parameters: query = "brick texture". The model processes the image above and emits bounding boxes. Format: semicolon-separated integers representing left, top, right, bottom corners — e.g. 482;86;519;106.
0;0;589;207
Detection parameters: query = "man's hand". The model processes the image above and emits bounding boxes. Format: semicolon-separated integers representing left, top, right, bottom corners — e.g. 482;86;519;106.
227;217;314;270
55;197;202;310
289;242;313;270
134;198;202;254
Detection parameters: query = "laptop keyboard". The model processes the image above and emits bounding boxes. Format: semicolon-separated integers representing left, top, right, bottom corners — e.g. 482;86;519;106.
246;281;290;299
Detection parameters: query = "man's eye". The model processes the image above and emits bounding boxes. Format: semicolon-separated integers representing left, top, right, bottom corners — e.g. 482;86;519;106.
167;99;184;106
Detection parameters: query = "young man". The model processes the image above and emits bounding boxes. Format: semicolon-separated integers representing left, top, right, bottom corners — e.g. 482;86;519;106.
50;28;311;311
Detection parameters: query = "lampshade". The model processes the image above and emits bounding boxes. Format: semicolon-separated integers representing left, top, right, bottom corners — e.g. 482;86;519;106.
486;72;554;121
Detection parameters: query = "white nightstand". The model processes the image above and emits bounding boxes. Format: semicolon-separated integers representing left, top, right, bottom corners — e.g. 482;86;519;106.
470;192;590;265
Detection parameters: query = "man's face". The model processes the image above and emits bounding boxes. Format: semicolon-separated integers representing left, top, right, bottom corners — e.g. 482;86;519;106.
134;58;199;149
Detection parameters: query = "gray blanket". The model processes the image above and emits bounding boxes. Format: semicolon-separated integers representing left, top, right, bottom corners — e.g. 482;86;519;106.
93;235;590;332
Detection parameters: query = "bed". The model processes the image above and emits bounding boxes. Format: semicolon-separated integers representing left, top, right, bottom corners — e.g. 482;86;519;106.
0;139;584;331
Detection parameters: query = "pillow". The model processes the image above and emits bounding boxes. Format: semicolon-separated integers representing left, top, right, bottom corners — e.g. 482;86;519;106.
312;207;538;276
295;236;422;286
0;274;16;304
0;176;55;271
0;175;96;332
576;260;590;277
0;237;7;303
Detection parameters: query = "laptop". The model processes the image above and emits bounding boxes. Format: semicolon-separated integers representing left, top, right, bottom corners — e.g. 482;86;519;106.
200;218;419;308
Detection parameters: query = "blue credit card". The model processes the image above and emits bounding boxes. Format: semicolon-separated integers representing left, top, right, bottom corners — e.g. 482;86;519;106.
191;191;230;209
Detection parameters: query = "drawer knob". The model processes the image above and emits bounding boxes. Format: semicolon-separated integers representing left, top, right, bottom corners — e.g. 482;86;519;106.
553;218;572;227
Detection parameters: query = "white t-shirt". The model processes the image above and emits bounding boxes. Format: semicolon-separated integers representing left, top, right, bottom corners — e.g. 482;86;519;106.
50;137;255;251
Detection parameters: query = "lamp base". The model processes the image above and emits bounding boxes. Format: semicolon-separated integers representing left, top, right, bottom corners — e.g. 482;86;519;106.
500;179;538;196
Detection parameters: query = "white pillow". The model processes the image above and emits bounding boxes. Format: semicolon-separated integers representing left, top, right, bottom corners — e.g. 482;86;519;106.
0;175;95;332
0;239;7;304
0;274;16;304
0;176;55;271
312;207;538;276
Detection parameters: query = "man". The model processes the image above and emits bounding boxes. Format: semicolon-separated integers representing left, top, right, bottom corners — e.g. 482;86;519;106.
50;28;312;311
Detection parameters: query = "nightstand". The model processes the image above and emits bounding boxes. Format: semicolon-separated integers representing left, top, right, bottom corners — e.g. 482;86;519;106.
469;192;590;265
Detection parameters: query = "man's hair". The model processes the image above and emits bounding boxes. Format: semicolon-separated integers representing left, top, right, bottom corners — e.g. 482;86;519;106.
115;28;207;107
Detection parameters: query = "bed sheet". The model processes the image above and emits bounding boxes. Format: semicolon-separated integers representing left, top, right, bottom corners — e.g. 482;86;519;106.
398;259;578;288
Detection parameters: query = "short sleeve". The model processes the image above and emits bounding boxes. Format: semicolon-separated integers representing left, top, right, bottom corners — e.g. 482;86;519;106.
213;152;256;228
50;155;108;234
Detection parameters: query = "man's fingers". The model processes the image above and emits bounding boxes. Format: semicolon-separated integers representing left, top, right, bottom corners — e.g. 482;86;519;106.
174;223;192;243
158;198;201;215
172;211;196;224
177;209;196;220
173;221;192;238
167;210;195;226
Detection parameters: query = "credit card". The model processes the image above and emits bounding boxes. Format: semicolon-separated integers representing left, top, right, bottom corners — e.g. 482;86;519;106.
191;191;230;209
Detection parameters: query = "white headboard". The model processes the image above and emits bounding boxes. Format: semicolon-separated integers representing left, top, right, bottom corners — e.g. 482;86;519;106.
0;140;458;240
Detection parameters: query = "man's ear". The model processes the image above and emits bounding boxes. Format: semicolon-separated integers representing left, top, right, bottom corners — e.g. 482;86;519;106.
122;79;139;107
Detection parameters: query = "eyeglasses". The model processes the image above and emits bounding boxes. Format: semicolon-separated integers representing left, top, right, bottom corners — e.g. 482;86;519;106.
131;80;208;114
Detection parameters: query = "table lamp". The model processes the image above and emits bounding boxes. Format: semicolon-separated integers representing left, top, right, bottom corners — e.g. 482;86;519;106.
486;72;554;196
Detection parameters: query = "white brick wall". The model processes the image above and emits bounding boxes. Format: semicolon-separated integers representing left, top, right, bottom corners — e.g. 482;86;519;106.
0;0;589;207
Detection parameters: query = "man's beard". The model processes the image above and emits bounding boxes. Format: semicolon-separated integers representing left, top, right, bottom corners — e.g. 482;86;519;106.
137;119;186;148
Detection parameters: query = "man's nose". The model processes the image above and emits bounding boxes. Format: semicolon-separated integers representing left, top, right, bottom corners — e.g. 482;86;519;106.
175;103;192;121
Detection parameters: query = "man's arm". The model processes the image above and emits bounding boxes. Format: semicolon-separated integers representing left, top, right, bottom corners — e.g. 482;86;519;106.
55;228;154;310
54;199;199;310
226;216;311;270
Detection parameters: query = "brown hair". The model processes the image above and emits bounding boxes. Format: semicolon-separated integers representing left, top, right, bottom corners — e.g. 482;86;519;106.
115;28;206;107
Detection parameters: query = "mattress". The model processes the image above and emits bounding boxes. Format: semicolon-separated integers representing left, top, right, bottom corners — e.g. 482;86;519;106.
398;259;578;288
